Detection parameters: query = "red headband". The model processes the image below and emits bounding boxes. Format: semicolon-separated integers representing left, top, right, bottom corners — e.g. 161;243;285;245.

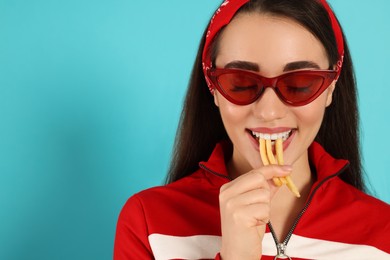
202;0;344;92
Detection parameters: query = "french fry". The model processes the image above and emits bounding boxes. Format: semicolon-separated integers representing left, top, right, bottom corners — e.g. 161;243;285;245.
259;139;282;186
265;139;277;164
258;137;300;197
265;139;284;186
259;138;269;166
275;138;284;165
275;138;300;198
275;139;287;185
285;176;300;198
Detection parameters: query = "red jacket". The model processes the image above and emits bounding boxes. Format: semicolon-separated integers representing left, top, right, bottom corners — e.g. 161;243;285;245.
114;142;390;259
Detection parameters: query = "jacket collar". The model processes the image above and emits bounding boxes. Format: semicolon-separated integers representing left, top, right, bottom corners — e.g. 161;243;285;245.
199;141;349;186
308;142;349;184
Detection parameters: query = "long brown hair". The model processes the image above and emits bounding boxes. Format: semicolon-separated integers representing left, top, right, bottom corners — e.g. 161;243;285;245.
166;0;365;191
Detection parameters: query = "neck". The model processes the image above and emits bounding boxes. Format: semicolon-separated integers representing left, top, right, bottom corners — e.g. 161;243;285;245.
226;150;253;180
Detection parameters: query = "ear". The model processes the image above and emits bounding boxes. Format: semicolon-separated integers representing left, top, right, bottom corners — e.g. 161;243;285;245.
325;80;336;107
213;90;220;107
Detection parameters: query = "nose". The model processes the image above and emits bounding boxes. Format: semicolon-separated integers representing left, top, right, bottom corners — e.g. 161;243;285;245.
252;88;288;121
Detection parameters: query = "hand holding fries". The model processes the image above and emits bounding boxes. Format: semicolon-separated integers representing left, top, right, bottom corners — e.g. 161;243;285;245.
259;138;300;198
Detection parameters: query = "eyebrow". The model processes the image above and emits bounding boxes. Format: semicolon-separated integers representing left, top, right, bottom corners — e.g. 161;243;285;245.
224;60;259;71
223;60;321;72
283;61;321;71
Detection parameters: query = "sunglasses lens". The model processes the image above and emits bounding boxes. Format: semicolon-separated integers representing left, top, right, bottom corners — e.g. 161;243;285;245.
217;73;260;104
278;74;324;104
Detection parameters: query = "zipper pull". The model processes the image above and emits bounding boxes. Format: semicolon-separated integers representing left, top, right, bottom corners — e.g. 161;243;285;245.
274;243;292;260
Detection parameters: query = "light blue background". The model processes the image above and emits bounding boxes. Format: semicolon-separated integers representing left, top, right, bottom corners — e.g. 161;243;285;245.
1;0;389;259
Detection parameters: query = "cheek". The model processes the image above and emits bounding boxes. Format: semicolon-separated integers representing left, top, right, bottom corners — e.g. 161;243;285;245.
295;95;328;130
216;94;249;131
219;101;244;124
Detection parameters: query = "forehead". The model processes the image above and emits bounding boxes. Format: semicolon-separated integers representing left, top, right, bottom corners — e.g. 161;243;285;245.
215;13;329;75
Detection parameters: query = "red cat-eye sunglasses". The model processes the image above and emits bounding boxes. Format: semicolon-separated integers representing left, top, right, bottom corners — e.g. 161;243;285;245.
207;68;337;106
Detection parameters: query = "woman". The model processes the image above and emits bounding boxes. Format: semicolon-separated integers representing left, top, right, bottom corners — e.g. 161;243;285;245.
114;0;390;259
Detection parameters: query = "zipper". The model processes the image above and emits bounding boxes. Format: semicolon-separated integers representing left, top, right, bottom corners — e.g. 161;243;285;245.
268;164;349;259
199;163;232;181
201;162;349;258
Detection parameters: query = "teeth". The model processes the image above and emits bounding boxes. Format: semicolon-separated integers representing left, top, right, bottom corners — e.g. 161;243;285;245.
252;130;292;141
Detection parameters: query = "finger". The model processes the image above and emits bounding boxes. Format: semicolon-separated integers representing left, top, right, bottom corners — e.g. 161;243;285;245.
253;164;292;181
230;203;271;227
220;166;291;199
223;188;271;210
220;170;268;195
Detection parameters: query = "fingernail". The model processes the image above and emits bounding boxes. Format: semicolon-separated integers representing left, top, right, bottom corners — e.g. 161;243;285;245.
282;165;292;171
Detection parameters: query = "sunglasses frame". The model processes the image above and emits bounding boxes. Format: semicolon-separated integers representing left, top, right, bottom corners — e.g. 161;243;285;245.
207;68;337;106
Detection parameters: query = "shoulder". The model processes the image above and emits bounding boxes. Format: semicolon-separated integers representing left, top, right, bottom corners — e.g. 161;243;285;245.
136;168;218;199
319;177;390;224
332;177;390;214
119;169;222;236
301;177;390;253
307;176;390;224
329;178;390;250
120;168;222;219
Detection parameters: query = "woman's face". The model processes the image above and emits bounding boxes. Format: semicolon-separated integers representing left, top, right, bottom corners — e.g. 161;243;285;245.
214;13;335;173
